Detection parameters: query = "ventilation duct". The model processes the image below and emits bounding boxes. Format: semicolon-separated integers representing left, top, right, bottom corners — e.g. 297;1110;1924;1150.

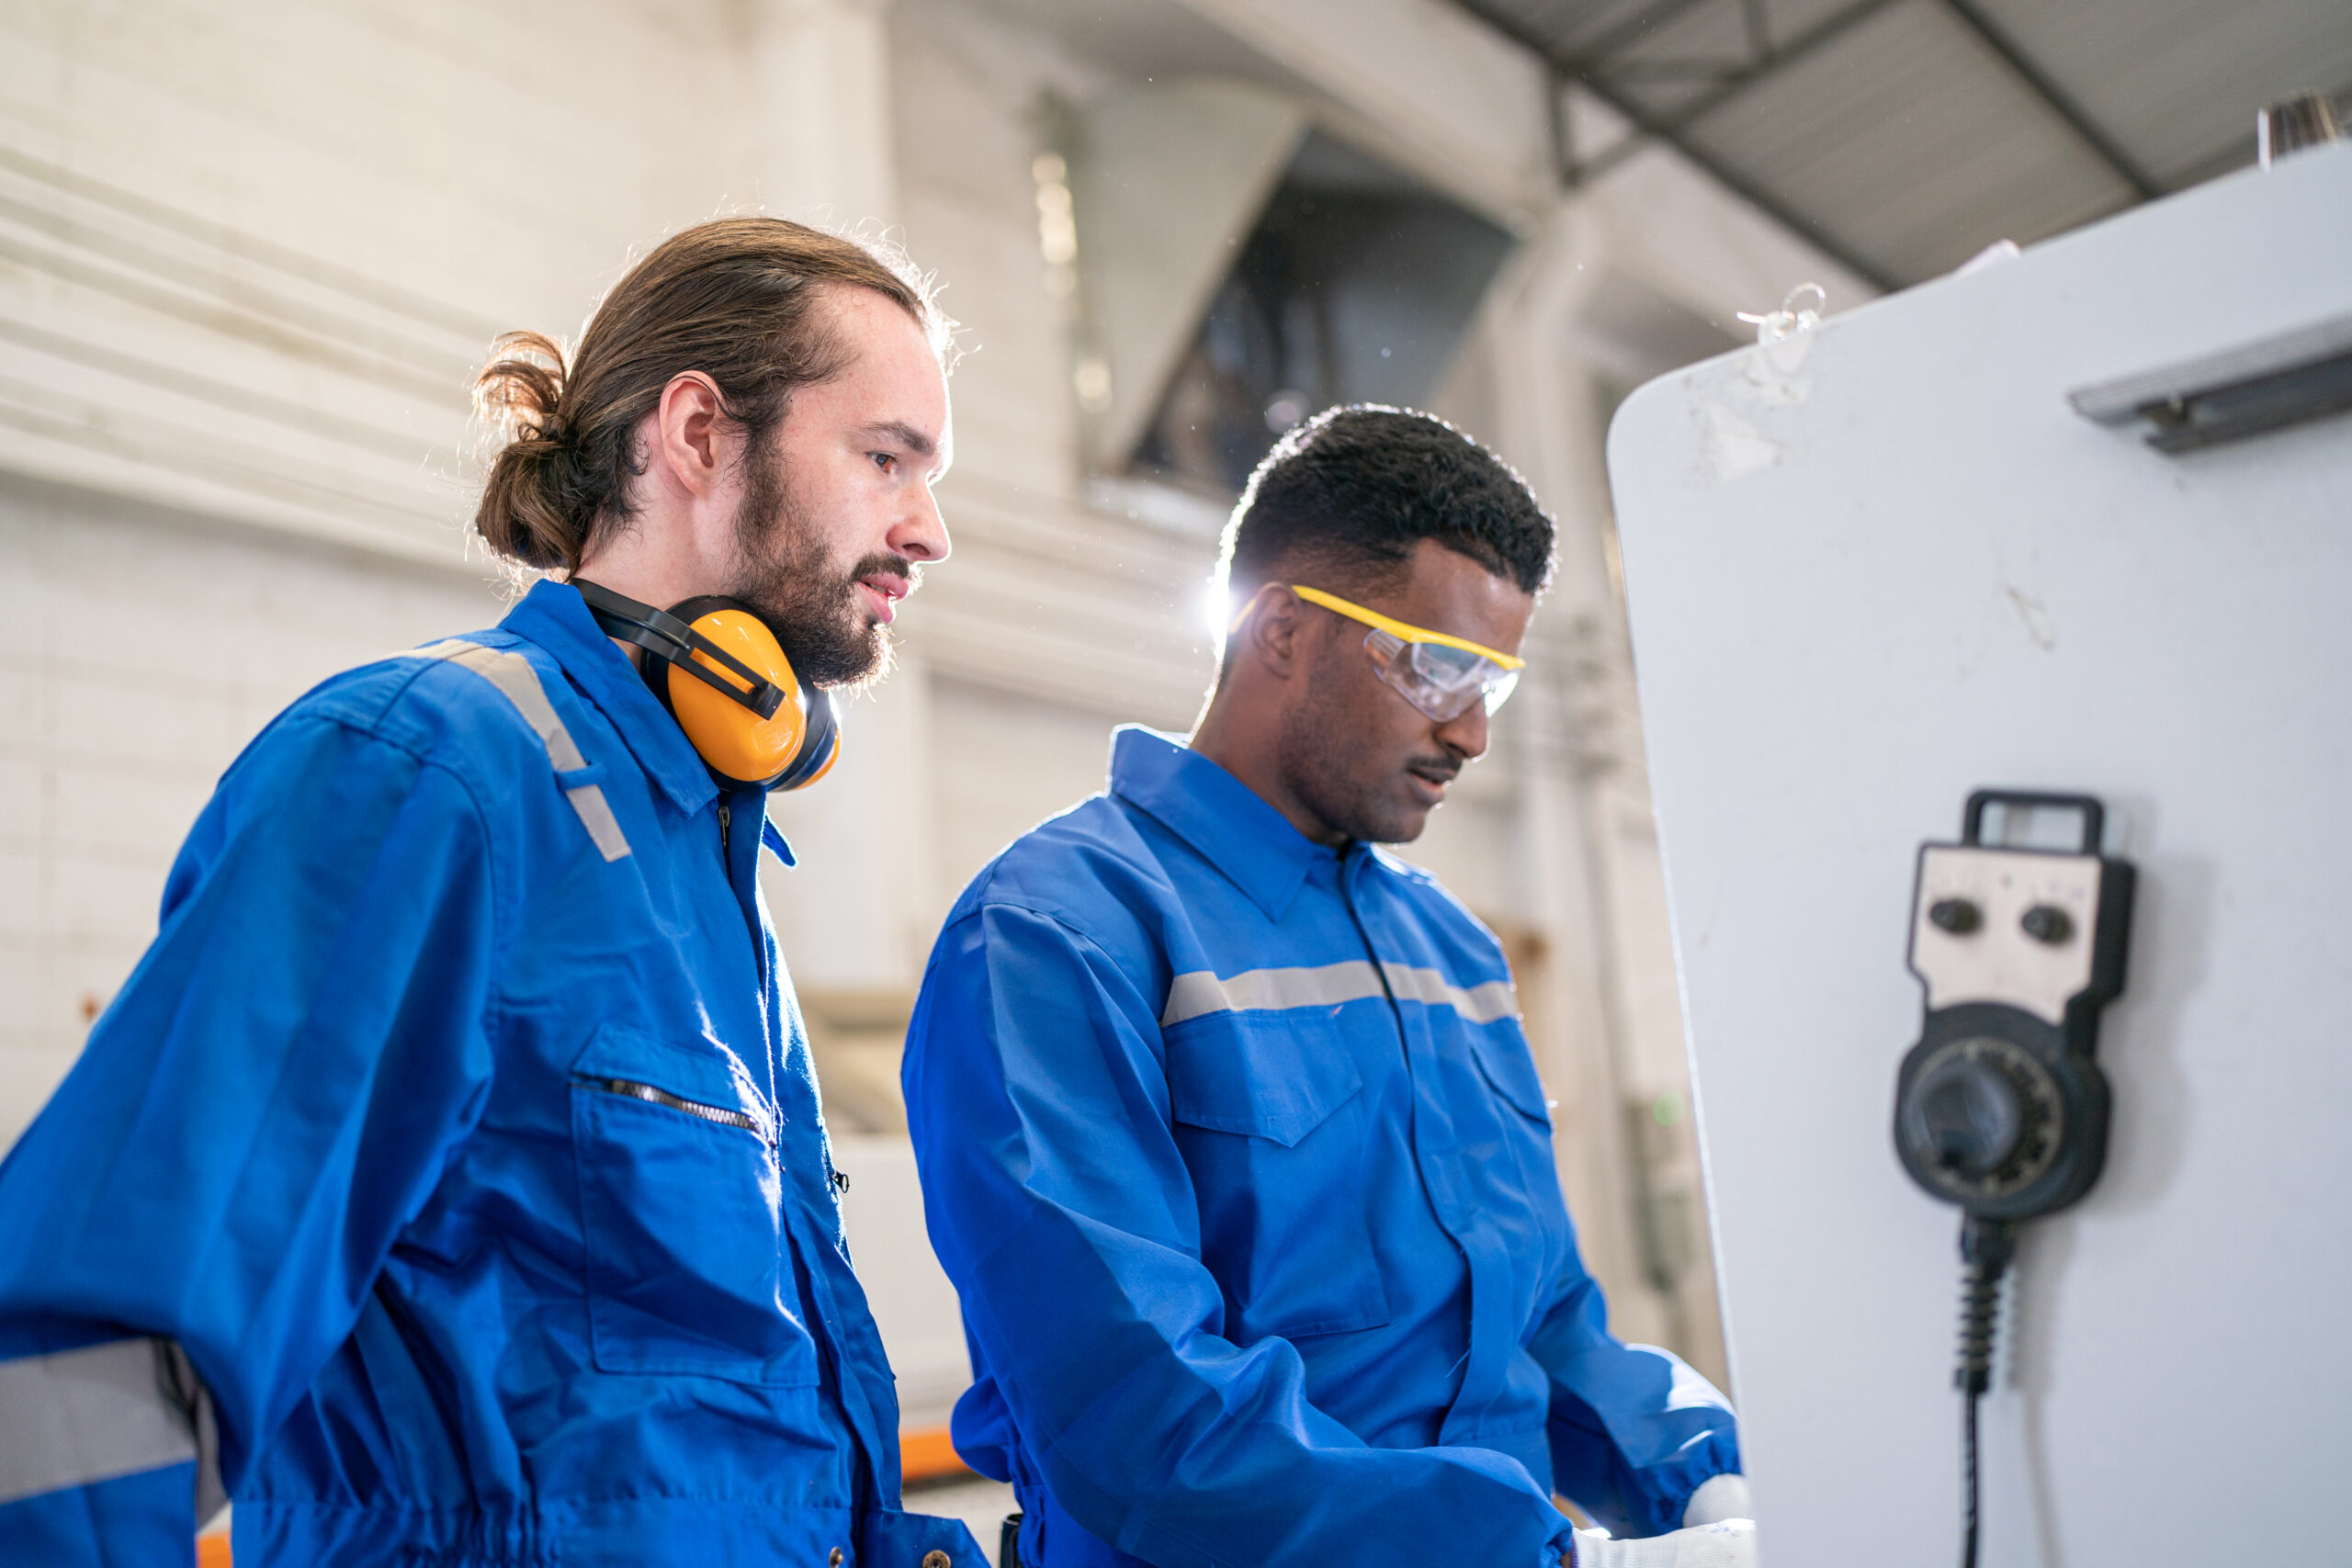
1072;81;1518;497
1069;80;1310;475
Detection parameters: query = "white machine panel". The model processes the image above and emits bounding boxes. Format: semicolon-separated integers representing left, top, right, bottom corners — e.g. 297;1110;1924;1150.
1607;142;2352;1566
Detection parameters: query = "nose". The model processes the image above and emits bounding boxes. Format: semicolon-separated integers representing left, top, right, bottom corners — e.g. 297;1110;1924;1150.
1433;701;1489;761
890;479;951;565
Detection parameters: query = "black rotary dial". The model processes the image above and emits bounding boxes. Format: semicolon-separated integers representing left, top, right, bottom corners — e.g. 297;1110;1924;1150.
1902;1034;2065;1201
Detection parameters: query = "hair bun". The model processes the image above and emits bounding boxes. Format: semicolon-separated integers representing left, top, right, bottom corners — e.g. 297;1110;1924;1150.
474;331;570;442
472;331;581;572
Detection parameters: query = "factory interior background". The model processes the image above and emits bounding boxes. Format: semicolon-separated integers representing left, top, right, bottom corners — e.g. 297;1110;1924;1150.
2;0;2345;1549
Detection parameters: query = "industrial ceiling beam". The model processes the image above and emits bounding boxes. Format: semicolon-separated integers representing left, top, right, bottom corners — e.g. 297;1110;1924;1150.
1574;0;1906;169
1451;0;1904;291
1456;0;2202;295
1458;0;1900;292
1573;0;1725;70
1561;63;1900;293
1937;0;2162;200
1609;58;1773;83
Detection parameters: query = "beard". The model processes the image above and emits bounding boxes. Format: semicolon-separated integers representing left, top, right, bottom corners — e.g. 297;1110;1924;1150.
1276;633;1431;846
724;441;916;692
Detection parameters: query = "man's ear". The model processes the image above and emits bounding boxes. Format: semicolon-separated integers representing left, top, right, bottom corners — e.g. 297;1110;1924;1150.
649;371;730;501
1241;585;1312;681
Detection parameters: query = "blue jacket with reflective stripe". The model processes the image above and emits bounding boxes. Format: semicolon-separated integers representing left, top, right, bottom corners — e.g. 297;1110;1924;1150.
0;581;981;1568
903;728;1738;1568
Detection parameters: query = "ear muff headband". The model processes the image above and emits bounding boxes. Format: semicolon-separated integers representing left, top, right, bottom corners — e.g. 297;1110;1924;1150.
574;581;787;718
574;580;839;792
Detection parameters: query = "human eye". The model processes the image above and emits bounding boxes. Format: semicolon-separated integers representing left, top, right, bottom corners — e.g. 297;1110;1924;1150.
870;451;899;475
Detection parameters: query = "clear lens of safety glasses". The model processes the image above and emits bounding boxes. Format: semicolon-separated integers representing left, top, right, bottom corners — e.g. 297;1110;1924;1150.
1364;629;1521;722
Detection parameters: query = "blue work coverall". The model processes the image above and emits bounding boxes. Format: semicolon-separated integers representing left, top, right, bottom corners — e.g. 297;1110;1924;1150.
903;728;1739;1568
0;581;981;1568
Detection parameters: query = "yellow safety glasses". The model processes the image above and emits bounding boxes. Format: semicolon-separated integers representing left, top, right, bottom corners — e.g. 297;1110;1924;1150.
1231;584;1526;722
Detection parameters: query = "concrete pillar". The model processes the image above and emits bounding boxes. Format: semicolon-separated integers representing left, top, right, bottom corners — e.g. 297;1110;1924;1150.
763;645;940;994
748;0;899;228
1483;205;1731;1383
744;0;934;998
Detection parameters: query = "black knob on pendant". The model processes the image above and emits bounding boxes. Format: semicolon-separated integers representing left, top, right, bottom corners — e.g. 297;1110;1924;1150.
2020;905;2074;943
1928;897;1982;934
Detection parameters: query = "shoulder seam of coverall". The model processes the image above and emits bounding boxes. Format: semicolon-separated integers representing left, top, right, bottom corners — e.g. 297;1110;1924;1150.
357;650;579;903
1042;792;1175;865
971;893;1162;1013
212;646;452;782
953;846;1125;946
296;649;548;785
337;637;510;729
255;709;521;983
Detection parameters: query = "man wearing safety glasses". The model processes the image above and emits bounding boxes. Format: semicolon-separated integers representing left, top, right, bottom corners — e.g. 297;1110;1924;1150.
904;408;1751;1568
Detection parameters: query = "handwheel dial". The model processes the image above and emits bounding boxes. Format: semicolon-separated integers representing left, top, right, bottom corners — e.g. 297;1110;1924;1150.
1902;1035;2064;1202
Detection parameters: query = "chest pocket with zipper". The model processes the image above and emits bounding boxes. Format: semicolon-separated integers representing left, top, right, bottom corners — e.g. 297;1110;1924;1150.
571;1024;818;1385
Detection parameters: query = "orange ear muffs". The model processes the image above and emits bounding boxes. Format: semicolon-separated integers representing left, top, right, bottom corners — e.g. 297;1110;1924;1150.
574;581;840;792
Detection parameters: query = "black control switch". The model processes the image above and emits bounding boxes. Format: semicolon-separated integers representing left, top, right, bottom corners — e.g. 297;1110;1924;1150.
1928;897;1982;934
2020;905;2073;944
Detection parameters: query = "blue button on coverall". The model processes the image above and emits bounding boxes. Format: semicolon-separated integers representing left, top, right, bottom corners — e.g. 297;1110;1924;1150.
0;581;981;1568
903;728;1739;1568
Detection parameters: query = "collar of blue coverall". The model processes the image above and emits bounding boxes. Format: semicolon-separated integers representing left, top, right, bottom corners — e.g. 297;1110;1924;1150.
500;579;724;820
1107;724;1382;923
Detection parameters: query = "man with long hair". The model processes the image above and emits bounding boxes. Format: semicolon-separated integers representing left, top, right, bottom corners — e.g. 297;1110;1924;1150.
0;218;983;1568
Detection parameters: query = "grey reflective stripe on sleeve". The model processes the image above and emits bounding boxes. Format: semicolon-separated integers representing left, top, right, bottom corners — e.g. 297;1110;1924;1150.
1161;960;1519;1027
161;1341;224;1525
0;1337;207;1506
403;640;632;863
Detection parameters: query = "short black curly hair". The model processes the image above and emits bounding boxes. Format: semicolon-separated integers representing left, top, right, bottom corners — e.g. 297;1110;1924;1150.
1216;406;1556;617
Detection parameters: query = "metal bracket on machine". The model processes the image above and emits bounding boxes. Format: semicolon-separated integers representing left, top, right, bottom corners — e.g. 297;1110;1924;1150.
2068;311;2352;453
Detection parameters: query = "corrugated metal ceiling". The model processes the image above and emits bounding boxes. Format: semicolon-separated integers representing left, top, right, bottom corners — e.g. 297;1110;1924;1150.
1448;0;2352;288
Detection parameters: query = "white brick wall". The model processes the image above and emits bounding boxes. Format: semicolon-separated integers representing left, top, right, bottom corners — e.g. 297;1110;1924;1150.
0;0;784;566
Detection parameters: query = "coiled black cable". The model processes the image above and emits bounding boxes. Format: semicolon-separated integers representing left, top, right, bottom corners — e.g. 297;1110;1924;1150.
1953;1217;2016;1568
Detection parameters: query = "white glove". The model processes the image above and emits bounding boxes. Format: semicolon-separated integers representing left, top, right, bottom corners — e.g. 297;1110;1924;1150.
1681;1474;1752;1528
1570;1519;1756;1568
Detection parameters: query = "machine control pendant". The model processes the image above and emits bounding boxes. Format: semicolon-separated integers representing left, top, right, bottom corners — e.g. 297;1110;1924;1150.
1895;790;2134;1220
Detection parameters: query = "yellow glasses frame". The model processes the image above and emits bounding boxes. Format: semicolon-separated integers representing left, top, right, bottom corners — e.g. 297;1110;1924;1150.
1229;585;1526;670
1277;585;1526;671
1228;583;1527;722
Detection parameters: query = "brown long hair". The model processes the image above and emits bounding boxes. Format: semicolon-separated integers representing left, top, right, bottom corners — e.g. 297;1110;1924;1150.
471;217;946;573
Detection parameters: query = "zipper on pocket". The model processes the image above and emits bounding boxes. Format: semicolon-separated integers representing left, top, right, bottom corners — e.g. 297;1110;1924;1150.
582;1076;771;1142
718;801;731;861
